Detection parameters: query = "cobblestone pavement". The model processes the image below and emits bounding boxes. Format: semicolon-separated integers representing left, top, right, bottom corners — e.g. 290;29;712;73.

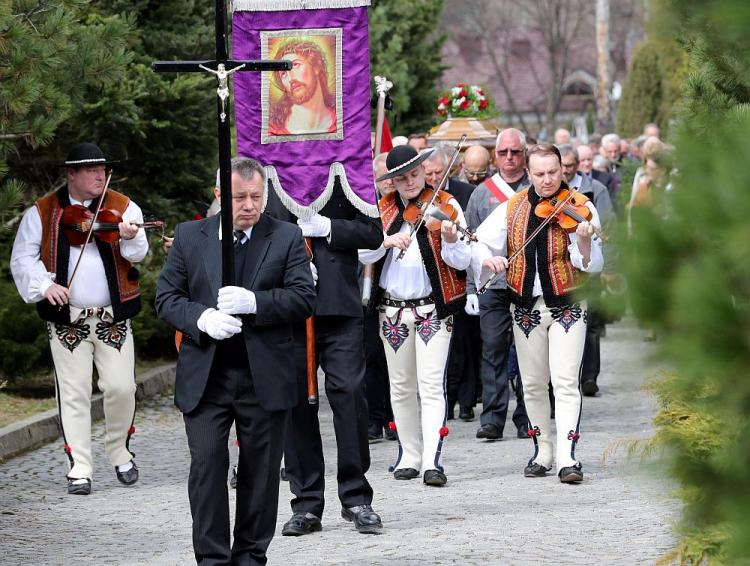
0;320;678;565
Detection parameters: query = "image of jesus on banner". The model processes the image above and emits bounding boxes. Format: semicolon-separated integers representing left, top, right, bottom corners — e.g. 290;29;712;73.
263;29;343;142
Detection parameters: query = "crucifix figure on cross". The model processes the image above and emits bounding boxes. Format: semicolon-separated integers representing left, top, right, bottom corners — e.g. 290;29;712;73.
198;63;246;123
151;0;290;286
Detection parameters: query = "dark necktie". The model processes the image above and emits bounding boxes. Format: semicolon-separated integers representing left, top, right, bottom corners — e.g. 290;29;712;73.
233;230;247;248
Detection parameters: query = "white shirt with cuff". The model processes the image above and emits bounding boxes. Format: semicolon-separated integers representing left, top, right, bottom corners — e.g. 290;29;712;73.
470;198;604;295
359;197;472;300
10;195;149;307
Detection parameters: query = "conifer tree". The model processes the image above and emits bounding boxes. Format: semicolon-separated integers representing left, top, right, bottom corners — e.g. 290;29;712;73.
615;37;686;138
615;42;662;137
369;0;446;134
625;1;750;562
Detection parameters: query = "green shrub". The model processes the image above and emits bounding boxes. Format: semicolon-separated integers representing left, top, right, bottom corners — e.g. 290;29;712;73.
625;2;750;559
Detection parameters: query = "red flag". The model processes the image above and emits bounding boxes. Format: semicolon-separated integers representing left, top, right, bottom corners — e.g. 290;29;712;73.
380;115;393;153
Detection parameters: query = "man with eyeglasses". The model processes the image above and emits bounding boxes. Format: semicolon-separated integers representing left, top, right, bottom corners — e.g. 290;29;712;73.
460;145;493;186
464;128;530;442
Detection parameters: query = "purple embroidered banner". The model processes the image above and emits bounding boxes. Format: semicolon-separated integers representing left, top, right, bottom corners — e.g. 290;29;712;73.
232;1;378;218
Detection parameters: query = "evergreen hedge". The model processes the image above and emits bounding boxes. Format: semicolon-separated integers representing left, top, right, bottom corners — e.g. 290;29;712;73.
616;37;687;139
625;1;750;562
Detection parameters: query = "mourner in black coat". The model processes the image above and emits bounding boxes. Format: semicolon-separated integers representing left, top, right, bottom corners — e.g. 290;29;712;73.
156;159;315;565
265;180;386;536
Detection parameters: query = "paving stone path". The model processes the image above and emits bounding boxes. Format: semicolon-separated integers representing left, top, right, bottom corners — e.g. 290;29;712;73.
0;320;678;565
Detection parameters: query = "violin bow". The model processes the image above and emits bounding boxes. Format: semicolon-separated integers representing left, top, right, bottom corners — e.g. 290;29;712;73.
66;172;113;291
396;134;468;261
476;186;584;294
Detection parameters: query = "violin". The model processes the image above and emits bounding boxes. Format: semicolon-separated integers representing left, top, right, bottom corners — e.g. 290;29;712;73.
477;186;602;295
403;188;477;242
534;188;604;239
395;134;468;260
61;204;165;245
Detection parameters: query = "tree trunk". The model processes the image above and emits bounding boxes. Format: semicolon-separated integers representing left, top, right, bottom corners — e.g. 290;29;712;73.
596;0;612;133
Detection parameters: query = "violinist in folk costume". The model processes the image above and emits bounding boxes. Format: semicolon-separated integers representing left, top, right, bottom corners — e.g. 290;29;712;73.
471;143;603;483
10;143;149;495
360;145;471;487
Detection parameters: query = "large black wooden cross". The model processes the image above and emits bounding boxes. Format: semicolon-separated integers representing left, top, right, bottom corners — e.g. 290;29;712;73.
152;0;290;285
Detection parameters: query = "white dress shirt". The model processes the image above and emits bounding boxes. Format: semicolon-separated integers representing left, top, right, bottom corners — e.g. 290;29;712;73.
471;196;603;295
11;195;149;307
359;196;472;300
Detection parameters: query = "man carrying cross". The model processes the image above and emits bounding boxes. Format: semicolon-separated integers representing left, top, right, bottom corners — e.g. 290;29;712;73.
156;157;316;563
152;2;298;562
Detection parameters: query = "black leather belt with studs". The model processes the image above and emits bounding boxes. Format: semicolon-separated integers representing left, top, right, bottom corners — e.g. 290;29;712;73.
381;294;433;308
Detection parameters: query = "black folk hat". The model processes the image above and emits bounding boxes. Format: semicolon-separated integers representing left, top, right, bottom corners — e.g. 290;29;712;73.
375;145;434;182
61;143;118;167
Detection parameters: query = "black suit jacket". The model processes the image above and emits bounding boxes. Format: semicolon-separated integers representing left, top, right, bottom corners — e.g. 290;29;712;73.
445;178;475;210
591;170;618;200
155;213;316;413
265;181;383;317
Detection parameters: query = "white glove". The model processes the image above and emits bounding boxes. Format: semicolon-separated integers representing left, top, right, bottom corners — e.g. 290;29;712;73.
465;293;480;316
217;286;257;315
197;308;242;340
310;262;318;284
297;214;331;238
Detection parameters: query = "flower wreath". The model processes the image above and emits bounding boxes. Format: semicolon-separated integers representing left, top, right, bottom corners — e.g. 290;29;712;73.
437;82;496;119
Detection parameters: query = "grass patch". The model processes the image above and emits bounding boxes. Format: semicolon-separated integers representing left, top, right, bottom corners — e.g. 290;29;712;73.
0;392;56;428
0;359;174;429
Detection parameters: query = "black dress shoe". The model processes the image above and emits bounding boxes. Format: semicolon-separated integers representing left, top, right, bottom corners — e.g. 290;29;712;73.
341;504;382;534
458;406;475;421
517;426;530;439
67;478;91;495
423;469;447;487
230;465;237;489
282;513;322;536
393;467;419;480
523;462;551;478
476;423;502;440
384;428;397;441
559;463;584;483
581;380;599;396
115;461;139;486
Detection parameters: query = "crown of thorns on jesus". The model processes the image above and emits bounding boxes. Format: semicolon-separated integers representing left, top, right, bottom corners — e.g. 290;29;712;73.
271;39;331;94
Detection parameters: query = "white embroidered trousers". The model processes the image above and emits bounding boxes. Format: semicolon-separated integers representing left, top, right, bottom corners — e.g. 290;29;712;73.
511;298;587;472
379;305;452;474
48;307;136;480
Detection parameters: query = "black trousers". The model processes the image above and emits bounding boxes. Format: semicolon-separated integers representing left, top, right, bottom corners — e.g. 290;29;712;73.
478;289;528;432
446;310;482;410
581;309;605;384
183;364;286;566
363;307;392;429
284;315;373;518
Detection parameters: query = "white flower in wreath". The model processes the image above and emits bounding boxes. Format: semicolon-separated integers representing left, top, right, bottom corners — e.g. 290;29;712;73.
438;101;446;110
470;85;481;95
451;86;461;96
452;97;465;109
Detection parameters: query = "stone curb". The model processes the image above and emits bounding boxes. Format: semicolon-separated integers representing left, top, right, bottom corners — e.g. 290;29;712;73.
0;364;175;464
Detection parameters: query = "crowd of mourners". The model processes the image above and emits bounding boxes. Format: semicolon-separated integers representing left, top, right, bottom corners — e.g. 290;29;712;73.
9;120;674;564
